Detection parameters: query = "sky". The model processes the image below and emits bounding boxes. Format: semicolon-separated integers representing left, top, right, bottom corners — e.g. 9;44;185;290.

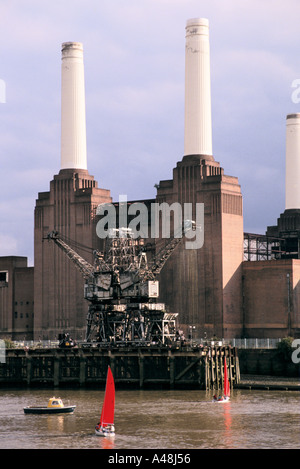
1;0;300;266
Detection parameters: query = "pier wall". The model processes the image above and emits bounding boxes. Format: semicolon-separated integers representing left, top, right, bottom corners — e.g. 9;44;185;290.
238;348;300;377
0;345;239;390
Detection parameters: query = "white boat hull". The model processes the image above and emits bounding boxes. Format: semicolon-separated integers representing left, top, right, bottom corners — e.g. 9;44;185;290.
95;425;115;437
212;396;230;403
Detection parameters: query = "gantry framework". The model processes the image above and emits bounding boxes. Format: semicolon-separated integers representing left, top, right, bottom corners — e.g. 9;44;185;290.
47;223;196;345
243;232;284;261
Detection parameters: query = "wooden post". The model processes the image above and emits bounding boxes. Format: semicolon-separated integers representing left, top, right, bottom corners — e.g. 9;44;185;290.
220;352;224;391
199;356;206;388
205;356;210;390
216;350;220;391
139;354;144;388
169;354;175;389
53;353;60;387
211;351;215;389
229;350;233;386
79;351;86;386
26;355;32;386
235;355;240;383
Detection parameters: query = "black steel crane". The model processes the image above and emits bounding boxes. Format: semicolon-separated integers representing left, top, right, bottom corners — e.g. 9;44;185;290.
46;220;196;345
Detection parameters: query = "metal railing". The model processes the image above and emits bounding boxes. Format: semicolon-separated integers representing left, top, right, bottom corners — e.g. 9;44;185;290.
227;338;281;349
7;338;283;350
191;338;282;349
11;340;59;349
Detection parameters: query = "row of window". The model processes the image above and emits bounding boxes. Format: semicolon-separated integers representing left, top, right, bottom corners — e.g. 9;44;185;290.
14;312;34;319
15;301;34;305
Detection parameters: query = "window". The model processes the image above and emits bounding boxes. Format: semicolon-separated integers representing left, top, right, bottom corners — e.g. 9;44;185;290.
0;271;8;286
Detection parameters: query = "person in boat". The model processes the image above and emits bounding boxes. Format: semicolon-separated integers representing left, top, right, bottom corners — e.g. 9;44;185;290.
95;422;106;432
95;422;106;431
106;424;115;433
213;394;225;401
95;423;114;433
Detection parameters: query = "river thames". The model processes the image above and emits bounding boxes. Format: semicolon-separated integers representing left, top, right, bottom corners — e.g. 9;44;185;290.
0;385;299;450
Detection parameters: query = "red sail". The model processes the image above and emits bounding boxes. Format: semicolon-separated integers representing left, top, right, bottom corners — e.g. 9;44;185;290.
224;357;230;397
100;366;115;427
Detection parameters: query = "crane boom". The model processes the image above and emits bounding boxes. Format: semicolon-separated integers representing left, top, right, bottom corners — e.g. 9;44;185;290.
141;237;185;281
140;219;196;281
46;231;95;278
47;220;196;283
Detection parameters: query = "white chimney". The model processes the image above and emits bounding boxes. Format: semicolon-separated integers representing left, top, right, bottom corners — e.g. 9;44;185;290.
60;42;87;170
285;113;300;209
184;18;213;158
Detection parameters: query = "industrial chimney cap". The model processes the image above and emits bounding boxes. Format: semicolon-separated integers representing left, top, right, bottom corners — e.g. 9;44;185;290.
287;113;300;120
186;18;209;27
62;42;83;51
186;18;209;37
61;42;84;61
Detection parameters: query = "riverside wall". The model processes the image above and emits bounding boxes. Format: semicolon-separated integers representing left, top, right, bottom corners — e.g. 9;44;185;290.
238;348;300;377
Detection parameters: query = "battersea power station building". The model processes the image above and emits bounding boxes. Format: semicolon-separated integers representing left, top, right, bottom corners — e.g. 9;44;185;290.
1;18;300;341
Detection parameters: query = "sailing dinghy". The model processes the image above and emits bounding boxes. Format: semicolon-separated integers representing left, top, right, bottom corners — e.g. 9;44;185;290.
213;356;230;403
95;365;115;436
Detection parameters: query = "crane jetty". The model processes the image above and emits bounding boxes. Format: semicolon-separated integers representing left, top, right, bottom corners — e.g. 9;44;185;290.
0;225;240;390
0;342;240;390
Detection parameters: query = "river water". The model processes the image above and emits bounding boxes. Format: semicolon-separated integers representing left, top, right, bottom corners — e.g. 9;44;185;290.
0;387;299;450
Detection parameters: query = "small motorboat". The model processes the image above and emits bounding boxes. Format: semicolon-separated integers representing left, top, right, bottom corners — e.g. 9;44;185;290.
24;397;76;414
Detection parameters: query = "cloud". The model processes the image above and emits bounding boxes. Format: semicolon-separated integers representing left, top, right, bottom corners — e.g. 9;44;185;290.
0;234;18;256
1;0;300;263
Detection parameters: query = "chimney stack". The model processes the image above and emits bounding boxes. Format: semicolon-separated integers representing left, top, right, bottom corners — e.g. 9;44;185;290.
60;42;87;170
184;18;213;159
285;113;300;209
